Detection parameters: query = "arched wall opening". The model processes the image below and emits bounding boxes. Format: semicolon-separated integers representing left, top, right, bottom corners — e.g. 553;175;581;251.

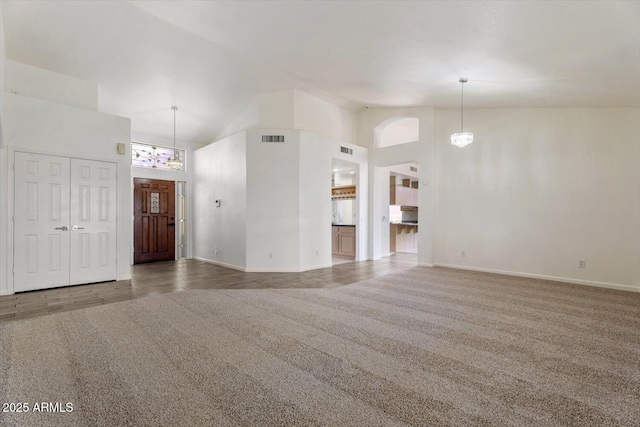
375;117;419;148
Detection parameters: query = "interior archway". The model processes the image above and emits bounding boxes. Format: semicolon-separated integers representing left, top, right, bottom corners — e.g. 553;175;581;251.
375;117;419;148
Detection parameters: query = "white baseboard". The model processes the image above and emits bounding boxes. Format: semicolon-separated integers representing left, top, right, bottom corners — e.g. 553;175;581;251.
434;263;640;293
304;262;334;271
417;262;434;267
193;257;246;272
246;263;333;273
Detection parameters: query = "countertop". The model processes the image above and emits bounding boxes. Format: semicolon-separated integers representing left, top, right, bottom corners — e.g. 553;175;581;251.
390;222;418;226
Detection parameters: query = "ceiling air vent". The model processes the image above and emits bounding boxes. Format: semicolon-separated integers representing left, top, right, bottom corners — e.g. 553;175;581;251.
262;135;285;143
340;146;353;155
410;166;418;172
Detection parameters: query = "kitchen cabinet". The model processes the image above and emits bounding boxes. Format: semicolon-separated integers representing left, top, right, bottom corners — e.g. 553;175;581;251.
332;226;356;258
395;186;418;206
390;224;418;254
390;176;418;206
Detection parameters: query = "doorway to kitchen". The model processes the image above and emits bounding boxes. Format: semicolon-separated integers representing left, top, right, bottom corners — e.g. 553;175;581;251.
387;163;419;257
331;159;358;265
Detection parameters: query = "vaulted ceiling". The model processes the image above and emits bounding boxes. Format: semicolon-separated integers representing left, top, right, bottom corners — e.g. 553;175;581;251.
3;1;639;144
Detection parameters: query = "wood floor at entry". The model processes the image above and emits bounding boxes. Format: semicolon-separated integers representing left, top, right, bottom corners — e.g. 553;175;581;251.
0;254;418;322
134;178;175;264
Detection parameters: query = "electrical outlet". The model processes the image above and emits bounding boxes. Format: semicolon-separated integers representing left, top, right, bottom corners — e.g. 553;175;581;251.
315;250;319;256
579;260;586;268
268;252;273;259
214;248;218;255
461;250;466;257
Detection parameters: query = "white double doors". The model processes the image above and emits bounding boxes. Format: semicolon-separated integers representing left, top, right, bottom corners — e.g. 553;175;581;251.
13;152;117;292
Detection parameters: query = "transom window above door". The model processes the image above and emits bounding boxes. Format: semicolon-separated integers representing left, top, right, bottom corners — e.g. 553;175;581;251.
131;142;185;171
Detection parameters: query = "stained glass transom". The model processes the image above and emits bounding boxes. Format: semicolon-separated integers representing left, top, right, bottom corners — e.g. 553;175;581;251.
131;142;185;171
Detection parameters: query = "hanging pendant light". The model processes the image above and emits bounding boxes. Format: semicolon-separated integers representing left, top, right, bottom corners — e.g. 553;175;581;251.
451;78;473;148
167;105;183;170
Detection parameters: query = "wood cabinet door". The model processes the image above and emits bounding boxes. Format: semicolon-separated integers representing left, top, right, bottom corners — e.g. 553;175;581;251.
395;186;408;205
332;228;339;255
389;177;396;205
339;233;356;257
134;178;175;264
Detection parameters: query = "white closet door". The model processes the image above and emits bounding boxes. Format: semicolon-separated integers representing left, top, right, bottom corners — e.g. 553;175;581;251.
69;158;117;285
14;152;71;292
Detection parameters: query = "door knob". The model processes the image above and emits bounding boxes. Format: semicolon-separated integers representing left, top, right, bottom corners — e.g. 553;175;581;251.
71;225;85;230
55;226;69;231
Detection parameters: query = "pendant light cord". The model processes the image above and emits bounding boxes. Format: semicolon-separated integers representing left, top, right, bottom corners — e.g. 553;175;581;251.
460;81;464;132
172;106;178;158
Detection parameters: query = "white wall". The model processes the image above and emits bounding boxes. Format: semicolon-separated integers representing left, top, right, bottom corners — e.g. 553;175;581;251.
215;89;357;145
216;91;294;140
390;163;419;179
259;91;295;130
379;117;419;148
192;131;247;270
246;129;301;271
0;4;5;147
300;131;338;268
6;60;98;111
434;107;640;292
216;99;259;140
130;132;204;260
1;93;131;294
0;5;6;294
294;90;356;144
333;171;355;186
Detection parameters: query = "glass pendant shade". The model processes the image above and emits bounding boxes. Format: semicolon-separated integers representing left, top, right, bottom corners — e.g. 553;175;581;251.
451;131;473;148
169;106;183;170
167;155;182;170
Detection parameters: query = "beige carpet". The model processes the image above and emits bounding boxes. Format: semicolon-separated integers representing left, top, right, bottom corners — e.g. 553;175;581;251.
1;267;638;426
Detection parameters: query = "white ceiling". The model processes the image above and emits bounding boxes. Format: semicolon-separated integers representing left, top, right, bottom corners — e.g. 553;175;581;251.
3;1;639;144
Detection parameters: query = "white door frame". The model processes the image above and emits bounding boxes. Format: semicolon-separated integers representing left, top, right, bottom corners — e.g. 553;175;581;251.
7;147;118;295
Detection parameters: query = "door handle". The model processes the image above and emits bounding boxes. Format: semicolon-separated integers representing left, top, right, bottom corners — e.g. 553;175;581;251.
71;225;85;231
55;226;69;231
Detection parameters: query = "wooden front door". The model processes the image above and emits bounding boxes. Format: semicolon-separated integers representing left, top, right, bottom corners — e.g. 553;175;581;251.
134;178;175;264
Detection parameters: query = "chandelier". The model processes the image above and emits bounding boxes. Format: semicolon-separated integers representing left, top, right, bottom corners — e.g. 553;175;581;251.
451;78;473;148
167;106;183;170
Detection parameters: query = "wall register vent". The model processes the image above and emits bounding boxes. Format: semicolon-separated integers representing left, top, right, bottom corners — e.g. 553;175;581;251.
340;146;353;155
262;135;285;143
410;166;418;172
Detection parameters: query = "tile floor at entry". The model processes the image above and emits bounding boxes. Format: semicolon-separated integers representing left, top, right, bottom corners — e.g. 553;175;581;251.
0;254;417;322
